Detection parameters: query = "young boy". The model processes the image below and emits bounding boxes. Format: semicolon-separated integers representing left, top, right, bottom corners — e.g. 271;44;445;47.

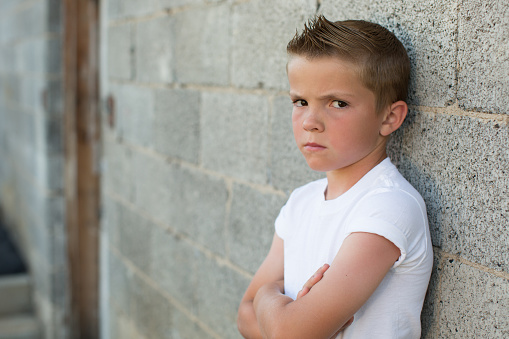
237;16;433;339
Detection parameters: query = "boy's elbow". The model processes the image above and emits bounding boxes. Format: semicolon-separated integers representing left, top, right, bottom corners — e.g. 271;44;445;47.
237;300;258;338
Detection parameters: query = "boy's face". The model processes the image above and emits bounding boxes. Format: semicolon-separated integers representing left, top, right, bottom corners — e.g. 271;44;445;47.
288;56;387;174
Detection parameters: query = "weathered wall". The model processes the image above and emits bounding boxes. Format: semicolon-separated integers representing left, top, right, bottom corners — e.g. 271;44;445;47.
100;0;508;338
0;0;68;338
1;0;506;338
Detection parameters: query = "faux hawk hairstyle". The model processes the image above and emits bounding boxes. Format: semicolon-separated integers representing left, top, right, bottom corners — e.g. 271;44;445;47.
287;15;410;114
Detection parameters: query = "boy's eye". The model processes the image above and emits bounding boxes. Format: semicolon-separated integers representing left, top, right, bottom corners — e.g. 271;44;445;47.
293;99;308;107
331;100;348;108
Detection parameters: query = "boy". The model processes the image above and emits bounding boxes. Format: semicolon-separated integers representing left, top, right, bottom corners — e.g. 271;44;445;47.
237;16;433;339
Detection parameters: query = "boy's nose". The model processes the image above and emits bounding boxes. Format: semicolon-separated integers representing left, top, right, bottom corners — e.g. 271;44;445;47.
302;110;324;132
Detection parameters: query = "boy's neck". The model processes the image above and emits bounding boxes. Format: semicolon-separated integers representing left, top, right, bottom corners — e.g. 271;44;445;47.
324;148;388;200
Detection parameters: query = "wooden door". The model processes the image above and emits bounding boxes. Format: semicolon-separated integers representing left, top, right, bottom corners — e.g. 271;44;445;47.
63;0;100;337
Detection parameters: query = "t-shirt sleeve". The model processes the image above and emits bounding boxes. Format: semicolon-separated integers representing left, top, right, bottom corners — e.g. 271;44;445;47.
274;201;290;240
344;190;425;268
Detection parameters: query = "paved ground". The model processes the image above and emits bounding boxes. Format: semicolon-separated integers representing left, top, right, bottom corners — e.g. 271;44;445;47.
0;220;26;276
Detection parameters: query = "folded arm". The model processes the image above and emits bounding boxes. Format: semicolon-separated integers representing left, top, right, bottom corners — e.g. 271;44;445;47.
253;232;400;339
237;233;285;339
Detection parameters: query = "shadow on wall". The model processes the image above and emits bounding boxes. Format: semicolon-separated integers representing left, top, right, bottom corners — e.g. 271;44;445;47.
0;208;26;276
388;108;444;338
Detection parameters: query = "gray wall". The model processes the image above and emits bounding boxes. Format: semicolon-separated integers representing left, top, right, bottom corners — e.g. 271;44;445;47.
0;0;68;338
0;0;507;338
101;0;508;338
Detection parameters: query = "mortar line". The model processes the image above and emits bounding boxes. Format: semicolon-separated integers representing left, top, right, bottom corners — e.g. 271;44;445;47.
108;1;225;27
107;77;291;97
409;101;509;123
223;178;234;260
434;247;509;280
109;246;222;339
104;188;257;280
113;137;288;198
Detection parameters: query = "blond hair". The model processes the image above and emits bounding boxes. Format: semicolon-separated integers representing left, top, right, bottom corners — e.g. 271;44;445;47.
287;16;410;113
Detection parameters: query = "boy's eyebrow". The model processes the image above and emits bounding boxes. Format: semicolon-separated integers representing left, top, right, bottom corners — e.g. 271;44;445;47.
289;90;356;99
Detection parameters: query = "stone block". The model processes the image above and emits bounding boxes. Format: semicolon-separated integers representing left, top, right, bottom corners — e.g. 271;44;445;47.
438;259;509;337
153;88;200;163
201;91;270;184
195;252;251;338
228;183;287;273
393;110;509;271
319;0;458;107
231;0;316;90
174;4;230;86
270;95;324;193
458;0;509;114
135;17;174;83
109;83;154;147
108;24;132;80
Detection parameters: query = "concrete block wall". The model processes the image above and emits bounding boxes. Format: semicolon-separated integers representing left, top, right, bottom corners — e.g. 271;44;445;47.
99;0;509;338
0;0;68;338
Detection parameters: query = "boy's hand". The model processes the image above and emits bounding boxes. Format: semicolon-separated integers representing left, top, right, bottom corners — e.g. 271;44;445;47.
297;263;354;336
296;263;330;299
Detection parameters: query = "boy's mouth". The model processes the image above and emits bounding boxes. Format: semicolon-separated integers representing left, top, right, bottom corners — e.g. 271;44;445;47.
304;142;326;151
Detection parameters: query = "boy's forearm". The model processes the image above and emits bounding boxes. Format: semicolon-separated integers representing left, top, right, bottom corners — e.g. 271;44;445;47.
253;282;294;338
237;300;263;339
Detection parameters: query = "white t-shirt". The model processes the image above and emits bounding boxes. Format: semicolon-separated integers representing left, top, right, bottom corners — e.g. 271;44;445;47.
275;158;433;339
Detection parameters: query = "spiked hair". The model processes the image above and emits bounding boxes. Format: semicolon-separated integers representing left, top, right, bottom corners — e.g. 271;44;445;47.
287;16;410;113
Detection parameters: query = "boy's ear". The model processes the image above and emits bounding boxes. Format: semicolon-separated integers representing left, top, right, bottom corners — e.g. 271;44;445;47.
380;101;408;136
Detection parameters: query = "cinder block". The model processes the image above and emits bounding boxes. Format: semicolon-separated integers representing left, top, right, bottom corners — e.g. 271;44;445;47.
458;0;509;114
108;24;132;80
231;0;316;90
0;274;32;316
115;202;153;274
150;224;199;312
16;2;47;39
195;251;251;338
152;162;229;254
109;83;154;147
270;95;324;193
174;4;230;86
153;88;200;163
135;17;174;83
129;150;172;225
420;250;440;339
45;38;62;75
157;0;205;9
438;259;509;337
228;183;287;273
393;110;509;272
201;91;270;184
107;249;131;316
108;0;158;20
102;136;135;201
319;0;458;107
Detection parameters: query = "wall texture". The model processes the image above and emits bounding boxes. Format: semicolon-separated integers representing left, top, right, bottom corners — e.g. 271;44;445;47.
0;0;68;338
100;0;508;338
0;0;507;338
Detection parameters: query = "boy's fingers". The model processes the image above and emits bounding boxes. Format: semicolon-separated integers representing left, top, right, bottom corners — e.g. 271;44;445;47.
298;264;330;299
